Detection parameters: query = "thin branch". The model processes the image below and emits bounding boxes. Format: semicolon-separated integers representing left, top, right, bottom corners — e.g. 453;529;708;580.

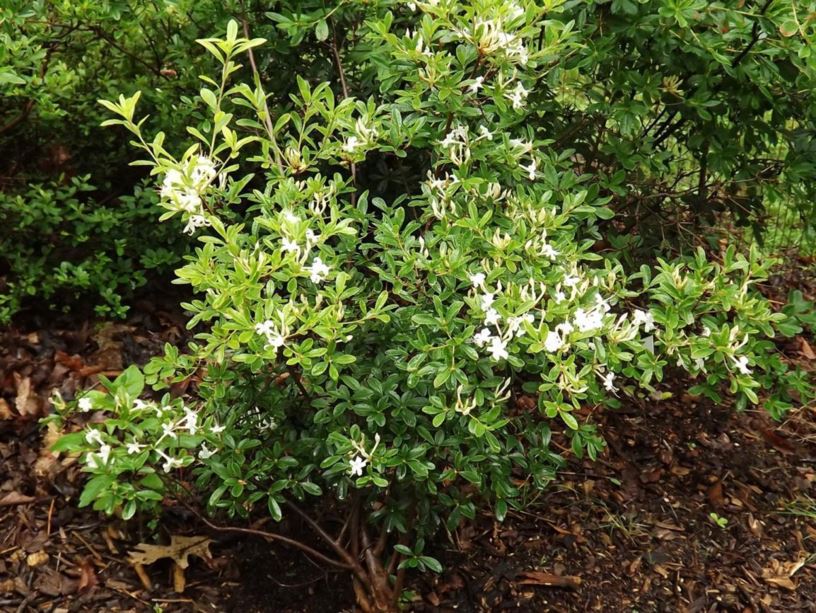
175;497;352;570
329;25;358;202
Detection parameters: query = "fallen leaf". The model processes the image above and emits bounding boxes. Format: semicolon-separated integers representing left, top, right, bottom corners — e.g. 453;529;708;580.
708;481;725;508
128;535;213;569
0;398;12;420
800;337;816;360
516;570;581;589
78;559;97;592
0;492;36;506
14;374;39;416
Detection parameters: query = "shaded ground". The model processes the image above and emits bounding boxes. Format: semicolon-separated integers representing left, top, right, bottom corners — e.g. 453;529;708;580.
1;295;815;611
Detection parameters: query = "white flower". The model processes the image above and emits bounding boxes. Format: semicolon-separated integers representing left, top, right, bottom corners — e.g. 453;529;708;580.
162;457;183;473
267;334;286;351
78;397;94;412
349;455;368;477
183;214;209;235
211;423;226;434
478;125;493;140
574;308;603;333
98;444;112;465
162;422;177;439
484;308;501;326
468;76;484;94
308;257;330;284
541;243;558;260
191;155;217;187
161;169;183;198
632;309;655;333
563;274;580;287
469;272;486;288
506;82;529;110
255;320;275;337
473;328;493;347
487;336;509;361
305;229;319;245
523;159;537;180
86;454;99;469
133;399;149;411
281;237;300;254
702;325;711;337
602;372;617;393
733;355;752;376
554;289;566;303
508;313;534;337
544;330;564;353
175;189;202;213
184;407;198;435
85;429;103;446
198;443;217;460
126;441;144;455
480;292;495;310
343;136;359;153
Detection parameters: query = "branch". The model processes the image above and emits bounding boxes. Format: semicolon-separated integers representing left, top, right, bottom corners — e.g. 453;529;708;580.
731;0;775;68
175;497;352;570
329;25;358;202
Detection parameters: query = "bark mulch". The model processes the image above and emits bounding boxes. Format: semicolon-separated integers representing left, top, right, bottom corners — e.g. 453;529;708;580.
1;299;815;612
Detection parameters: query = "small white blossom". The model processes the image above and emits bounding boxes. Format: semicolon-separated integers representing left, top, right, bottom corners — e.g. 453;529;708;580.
478;125;493;140
506;82;529;110
541;243;558;260
349;455;368;477
126;441;144;455
78;397;94;412
544;330;564;353
281;237;300;254
183;214;209;235
469;272;486;288
162;422;177;439
602;372;617;393
480;293;495;311
255;320;275;337
508;313;534;337
563;274;580;287
523;159;537;180
632;309;656;333
162;457;183;472
308;257;330;284
199;443;217;460
85;429;104;446
702;325;711;337
473;328;493;347
343;136;359;153
733;355;752;376
574;308;603;333
554;289;566;303
211;423;226;434
484;308;501;326
98;444;112;465
487;336;509;361
468;76;484;94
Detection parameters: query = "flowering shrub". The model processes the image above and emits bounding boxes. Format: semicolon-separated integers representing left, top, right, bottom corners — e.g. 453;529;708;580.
53;6;813;610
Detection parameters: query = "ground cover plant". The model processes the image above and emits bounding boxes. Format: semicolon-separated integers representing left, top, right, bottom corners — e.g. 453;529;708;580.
42;1;816;610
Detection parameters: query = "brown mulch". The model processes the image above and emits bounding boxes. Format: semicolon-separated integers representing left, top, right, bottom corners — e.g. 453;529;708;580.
1;300;815;611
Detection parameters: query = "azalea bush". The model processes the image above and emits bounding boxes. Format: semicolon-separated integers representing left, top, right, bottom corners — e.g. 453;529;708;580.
52;4;814;610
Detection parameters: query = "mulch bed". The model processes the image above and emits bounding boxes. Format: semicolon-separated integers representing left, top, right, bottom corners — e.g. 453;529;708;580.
1;298;815;612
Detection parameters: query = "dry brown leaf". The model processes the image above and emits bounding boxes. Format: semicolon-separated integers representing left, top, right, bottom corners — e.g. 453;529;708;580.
799;337;816;360
0;491;36;506
0;398;13;420
14;374;39;416
128;535;213;569
516;570;581;589
77;559;97;592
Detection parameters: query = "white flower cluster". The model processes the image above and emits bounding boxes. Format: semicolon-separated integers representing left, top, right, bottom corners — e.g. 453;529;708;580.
81;397;225;472
464;9;529;66
348;433;381;478
342;118;378;154
255;312;290;354
160;155;218;234
469;272;535;362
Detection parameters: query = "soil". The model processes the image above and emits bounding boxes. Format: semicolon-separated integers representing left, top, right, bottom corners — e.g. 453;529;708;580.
1;293;814;612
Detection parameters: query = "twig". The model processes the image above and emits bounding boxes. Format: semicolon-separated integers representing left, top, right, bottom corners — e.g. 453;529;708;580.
329;26;358;203
176;498;352;570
